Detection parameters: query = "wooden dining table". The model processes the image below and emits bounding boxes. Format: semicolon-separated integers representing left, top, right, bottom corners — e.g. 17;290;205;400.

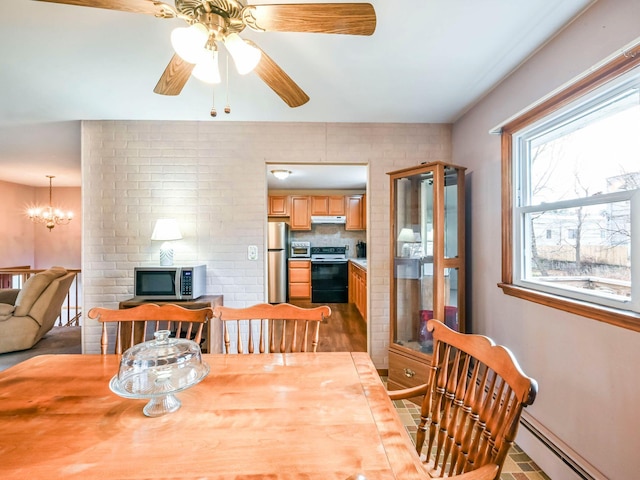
0;352;427;479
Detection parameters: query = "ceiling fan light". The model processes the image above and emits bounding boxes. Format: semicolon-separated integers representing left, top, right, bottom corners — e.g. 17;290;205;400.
224;33;261;75
193;50;221;84
171;23;209;64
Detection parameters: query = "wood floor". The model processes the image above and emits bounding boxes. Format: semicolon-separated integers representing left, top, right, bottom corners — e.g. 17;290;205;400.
289;300;367;352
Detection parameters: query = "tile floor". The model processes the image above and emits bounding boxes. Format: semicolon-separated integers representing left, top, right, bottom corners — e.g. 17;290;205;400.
391;397;551;480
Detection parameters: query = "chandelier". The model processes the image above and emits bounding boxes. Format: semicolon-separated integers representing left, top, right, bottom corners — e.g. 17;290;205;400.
27;175;73;232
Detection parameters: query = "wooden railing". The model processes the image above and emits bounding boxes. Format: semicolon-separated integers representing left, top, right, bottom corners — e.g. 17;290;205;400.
0;267;82;326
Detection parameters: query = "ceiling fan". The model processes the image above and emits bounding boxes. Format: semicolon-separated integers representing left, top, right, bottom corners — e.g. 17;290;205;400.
35;1;376;109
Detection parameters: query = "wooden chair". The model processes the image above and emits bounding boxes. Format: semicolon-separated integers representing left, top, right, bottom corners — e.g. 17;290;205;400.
212;303;331;354
389;319;538;480
87;303;213;354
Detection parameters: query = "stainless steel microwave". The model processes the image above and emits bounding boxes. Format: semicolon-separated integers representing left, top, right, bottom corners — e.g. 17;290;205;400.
134;265;206;300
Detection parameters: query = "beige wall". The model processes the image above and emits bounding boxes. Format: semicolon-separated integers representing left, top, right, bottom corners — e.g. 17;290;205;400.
0;180;35;267
81;121;452;364
452;0;640;478
0;180;81;269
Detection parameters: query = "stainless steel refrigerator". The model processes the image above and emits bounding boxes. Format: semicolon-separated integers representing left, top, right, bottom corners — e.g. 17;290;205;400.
267;222;289;303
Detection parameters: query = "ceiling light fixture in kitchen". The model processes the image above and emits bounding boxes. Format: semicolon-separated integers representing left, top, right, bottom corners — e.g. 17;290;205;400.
271;170;291;180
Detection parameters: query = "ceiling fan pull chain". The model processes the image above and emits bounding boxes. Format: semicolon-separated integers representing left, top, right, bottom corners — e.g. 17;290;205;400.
210;85;217;117
225;53;231;114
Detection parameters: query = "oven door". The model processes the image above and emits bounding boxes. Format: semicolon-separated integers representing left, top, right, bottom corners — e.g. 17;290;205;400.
311;261;348;303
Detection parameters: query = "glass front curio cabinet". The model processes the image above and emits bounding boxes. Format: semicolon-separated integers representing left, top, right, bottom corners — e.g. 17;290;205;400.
387;162;466;394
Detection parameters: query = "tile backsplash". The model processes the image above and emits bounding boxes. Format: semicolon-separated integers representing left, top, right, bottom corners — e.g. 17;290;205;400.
290;224;365;257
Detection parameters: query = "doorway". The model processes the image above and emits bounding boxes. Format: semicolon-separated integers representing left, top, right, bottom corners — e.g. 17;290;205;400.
266;163;368;353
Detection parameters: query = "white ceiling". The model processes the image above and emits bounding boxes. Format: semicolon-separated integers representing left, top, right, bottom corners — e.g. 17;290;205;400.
267;164;368;190
0;0;594;187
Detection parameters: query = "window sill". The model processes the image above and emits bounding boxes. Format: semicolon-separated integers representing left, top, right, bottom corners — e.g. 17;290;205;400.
498;283;640;332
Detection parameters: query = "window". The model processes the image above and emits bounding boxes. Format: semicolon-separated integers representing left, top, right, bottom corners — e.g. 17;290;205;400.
500;46;640;331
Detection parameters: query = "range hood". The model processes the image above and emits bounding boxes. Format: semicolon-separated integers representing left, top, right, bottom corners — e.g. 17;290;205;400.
311;215;346;224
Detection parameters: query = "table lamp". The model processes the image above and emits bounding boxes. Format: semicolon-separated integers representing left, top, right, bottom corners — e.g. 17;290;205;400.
151;219;182;266
397;227;416;257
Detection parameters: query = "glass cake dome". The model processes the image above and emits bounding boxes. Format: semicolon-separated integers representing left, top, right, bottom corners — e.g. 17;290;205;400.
109;330;209;417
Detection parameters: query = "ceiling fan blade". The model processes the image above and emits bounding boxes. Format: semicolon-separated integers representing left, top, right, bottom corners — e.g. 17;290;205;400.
252;47;309;108
244;3;376;36
154;54;195;96
34;0;176;17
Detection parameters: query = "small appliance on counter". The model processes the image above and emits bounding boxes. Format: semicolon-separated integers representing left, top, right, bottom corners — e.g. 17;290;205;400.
290;241;311;258
356;241;366;258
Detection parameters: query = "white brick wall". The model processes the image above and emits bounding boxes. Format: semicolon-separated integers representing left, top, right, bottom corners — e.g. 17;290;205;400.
82;121;452;367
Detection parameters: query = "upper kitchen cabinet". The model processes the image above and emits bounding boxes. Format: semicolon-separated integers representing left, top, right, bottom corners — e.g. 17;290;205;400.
310;195;346;216
290;195;312;230
268;192;365;230
345;194;366;231
387;162;466;395
268;195;289;217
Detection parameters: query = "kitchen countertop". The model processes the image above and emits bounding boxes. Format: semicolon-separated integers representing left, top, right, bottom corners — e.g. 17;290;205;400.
350;258;367;270
288;257;367;270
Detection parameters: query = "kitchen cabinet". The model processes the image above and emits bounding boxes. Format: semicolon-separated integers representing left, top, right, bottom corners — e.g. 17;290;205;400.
290;196;311;230
345;194;366;230
268;195;289;217
310;195;346;216
289;260;311;299
349;261;367;322
387;162;466;398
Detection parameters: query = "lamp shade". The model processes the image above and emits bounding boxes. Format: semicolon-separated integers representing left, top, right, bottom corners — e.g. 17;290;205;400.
224;33;261;75
192;50;221;84
397;228;416;242
151;219;183;242
171;23;209;64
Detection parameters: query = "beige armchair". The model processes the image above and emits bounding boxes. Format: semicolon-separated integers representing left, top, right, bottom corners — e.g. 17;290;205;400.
0;267;76;354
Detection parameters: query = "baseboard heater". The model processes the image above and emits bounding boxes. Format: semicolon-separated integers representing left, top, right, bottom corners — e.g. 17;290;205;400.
519;411;606;480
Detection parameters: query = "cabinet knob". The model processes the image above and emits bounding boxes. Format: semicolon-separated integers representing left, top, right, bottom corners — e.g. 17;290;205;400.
404;368;416;378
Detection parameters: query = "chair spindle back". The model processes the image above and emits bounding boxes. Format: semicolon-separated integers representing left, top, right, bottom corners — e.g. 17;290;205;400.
87;303;213;354
389;319;538;479
212;303;331;354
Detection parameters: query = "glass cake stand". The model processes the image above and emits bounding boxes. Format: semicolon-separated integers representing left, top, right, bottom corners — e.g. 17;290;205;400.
109;330;210;417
